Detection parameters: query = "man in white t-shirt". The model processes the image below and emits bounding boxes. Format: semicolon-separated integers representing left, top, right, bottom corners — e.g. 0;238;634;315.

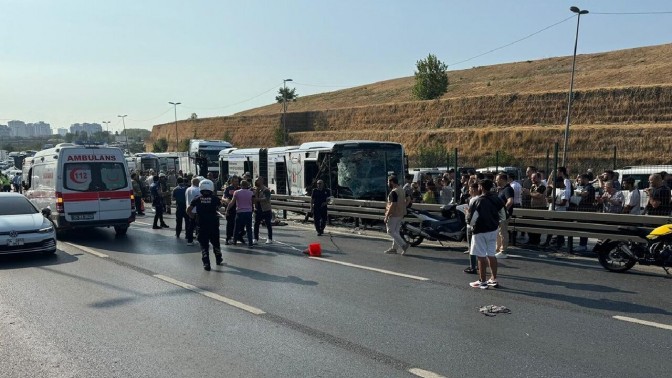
622;177;642;215
184;177;201;245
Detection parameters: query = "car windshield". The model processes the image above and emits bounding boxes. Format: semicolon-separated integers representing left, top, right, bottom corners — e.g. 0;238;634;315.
0;196;38;216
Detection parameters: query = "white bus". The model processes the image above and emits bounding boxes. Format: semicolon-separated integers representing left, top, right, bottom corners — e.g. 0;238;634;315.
218;146;298;194
188;139;232;178
286;141;405;200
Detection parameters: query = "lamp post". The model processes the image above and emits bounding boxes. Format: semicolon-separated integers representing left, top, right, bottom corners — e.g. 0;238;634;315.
169;101;181;151
282;78;293;146
102;121;111;143
562;6;589;167
117;114;128;152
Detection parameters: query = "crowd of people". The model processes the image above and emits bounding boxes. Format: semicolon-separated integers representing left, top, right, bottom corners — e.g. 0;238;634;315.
130;169;276;271
391;166;672;289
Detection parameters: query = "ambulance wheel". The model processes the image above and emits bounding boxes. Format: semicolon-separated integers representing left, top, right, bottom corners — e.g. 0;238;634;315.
114;225;129;236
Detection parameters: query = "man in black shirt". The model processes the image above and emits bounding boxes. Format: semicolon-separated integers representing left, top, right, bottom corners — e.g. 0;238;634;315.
172;177;188;238
645;174;671;216
187;179;223;271
310;180;331;236
223;176;241;244
467;179;504;289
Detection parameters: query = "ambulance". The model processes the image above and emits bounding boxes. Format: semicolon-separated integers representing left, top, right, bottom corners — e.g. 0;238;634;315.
24;144;136;236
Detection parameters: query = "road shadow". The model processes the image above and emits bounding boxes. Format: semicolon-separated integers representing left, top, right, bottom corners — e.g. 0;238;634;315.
500;287;672;316
503;275;637;294
0;250;77;270
37;266;187;309
214;263;318;286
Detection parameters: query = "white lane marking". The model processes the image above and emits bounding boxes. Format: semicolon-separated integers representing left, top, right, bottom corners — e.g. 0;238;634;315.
153;274;266;315
62;242;109;258
613;315;672;331
134;221;153;226
409;368;446;378
309;257;430;281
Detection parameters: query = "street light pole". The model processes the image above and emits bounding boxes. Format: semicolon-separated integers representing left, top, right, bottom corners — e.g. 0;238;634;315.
102;121;111;143
118;114;128;152
282;78;293;146
168;102;181;151
562;6;589;167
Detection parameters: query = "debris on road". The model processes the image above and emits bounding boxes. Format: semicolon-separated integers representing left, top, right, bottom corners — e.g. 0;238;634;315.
479;305;511;317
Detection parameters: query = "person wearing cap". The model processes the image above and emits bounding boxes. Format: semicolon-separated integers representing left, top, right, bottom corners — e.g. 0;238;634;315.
227;180;255;247
187;179;223;271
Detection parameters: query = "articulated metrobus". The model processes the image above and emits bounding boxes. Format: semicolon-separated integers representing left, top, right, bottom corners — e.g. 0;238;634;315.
219;141;404;201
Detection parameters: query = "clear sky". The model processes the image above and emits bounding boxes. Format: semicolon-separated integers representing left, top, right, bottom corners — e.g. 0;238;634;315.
1;0;670;134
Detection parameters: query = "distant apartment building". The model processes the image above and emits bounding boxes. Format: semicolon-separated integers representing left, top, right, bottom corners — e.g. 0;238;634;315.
30;121;52;136
70;122;103;135
0;124;10;138
57;128;68;136
8;120;28;137
6;120;52;137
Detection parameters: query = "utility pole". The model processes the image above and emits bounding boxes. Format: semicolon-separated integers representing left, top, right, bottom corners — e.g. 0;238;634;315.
117;114;129;153
169;102;181;151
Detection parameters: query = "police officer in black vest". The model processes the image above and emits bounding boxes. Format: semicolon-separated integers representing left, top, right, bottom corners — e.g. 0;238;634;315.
187;179;223;271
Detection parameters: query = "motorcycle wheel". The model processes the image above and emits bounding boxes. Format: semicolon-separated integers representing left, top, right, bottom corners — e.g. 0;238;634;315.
400;223;424;247
597;241;637;273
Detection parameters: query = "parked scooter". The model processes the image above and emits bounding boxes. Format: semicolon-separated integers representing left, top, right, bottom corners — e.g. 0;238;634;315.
594;224;672;275
399;204;466;247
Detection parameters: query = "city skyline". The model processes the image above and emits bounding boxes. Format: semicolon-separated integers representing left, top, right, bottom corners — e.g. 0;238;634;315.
1;1;671;134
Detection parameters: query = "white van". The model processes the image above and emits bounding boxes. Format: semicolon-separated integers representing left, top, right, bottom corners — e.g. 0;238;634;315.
24;144;136;236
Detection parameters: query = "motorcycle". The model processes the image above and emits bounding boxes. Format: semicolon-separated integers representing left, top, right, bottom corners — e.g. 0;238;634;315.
594;224;672;275
399;204;466;247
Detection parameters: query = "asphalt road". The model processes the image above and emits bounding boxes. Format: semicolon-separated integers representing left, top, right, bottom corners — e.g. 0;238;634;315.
1;211;670;378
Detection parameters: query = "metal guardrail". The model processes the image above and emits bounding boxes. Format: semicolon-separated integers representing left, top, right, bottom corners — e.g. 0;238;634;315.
510;208;672;243
271;195;672;245
270;195;444;222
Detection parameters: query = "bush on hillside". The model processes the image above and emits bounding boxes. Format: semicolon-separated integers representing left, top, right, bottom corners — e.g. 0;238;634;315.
413;54;449;100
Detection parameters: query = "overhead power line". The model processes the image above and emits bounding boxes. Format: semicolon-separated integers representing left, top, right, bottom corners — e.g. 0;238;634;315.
448;15;575;67
592;11;672;15
182;85;279;111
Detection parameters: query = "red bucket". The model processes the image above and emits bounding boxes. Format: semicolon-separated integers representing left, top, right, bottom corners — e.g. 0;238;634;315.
308;243;322;257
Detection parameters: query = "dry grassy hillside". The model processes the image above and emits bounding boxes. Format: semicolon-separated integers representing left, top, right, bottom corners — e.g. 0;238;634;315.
235;44;672;115
149;43;672;170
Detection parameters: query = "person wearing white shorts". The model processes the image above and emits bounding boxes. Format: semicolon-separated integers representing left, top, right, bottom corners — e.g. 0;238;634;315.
467;179;505;289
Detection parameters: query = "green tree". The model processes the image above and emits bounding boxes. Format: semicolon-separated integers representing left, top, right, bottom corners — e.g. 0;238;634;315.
152;138;168;153
413;53;449;100
275;87;299;104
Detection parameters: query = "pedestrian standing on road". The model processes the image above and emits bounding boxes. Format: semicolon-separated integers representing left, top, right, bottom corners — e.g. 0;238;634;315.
227;180;255;248
150;175;169;230
310;180;331;236
253;177;273;244
644;174;671;216
495;173;514;259
384;175;410;255
12;172;22;193
463;182;481;274
223;176;241;245
172;177;188;239
468;179;505;289
186;179;223;271
131;173;145;216
184;177;201;245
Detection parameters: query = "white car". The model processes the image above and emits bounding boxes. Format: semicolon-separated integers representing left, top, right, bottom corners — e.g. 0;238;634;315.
0;193;56;255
